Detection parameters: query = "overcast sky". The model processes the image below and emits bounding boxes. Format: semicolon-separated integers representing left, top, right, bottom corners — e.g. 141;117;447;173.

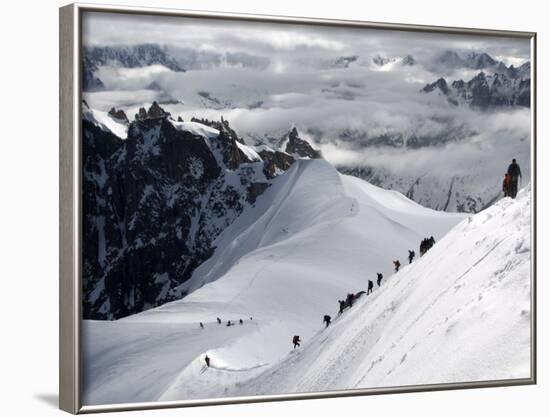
83;12;530;67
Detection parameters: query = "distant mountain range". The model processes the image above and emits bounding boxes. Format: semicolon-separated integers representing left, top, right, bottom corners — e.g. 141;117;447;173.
434;50;511;71
83;44;185;91
422;61;530;108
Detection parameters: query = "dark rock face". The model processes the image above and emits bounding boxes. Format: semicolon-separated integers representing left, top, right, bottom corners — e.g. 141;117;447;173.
259;149;296;179
83;114;220;319
82;103;321;320
284;127;322;159
246;182;270;203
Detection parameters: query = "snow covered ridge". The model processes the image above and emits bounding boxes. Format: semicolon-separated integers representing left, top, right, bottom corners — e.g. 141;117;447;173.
83;103;129;139
83;162;530;404
82;158;466;404
82;101;322;320
218;187;531;396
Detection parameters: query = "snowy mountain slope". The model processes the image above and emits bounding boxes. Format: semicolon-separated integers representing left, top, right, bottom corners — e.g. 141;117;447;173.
204;187;531;397
83;159;466;404
83;105;129;139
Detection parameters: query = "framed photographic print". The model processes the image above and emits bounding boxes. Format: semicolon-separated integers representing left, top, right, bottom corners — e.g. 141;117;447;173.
59;2;537;414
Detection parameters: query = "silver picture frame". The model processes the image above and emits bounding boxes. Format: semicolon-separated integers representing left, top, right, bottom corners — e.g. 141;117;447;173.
59;2;537;414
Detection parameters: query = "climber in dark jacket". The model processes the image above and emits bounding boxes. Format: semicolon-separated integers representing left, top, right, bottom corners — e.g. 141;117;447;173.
217;317;222;324
293;335;301;348
377;272;383;287
408;250;415;264
338;299;346;314
507;158;522;198
323;315;332;327
393;260;401;272
199;322;204;329
205;355;211;367
367;280;374;295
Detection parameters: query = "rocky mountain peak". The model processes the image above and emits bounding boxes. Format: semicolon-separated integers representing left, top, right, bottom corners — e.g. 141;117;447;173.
466;52;497;69
108;107;129;123
422;78;449;94
148;101;170;119
134;102;171;121
284;127;322;159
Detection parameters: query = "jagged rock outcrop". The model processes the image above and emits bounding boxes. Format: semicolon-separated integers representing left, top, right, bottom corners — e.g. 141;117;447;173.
108;107;129;123
259;149;296;179
283;127;322;159
147;101;170;119
422;78;450;95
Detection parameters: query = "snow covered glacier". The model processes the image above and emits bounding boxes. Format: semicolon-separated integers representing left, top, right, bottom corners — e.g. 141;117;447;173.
82;154;531;405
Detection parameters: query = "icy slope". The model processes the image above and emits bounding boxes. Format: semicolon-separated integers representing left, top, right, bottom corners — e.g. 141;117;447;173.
221;187;532;396
83;106;129;139
83;159;466;404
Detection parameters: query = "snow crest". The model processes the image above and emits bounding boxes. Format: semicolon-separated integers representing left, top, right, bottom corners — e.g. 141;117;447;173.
82;160;530;405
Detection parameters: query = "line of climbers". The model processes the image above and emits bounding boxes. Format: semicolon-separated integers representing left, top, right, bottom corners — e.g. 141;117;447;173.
200;316;253;332
290;159;523;353
306;236;437;351
419;236;435;256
